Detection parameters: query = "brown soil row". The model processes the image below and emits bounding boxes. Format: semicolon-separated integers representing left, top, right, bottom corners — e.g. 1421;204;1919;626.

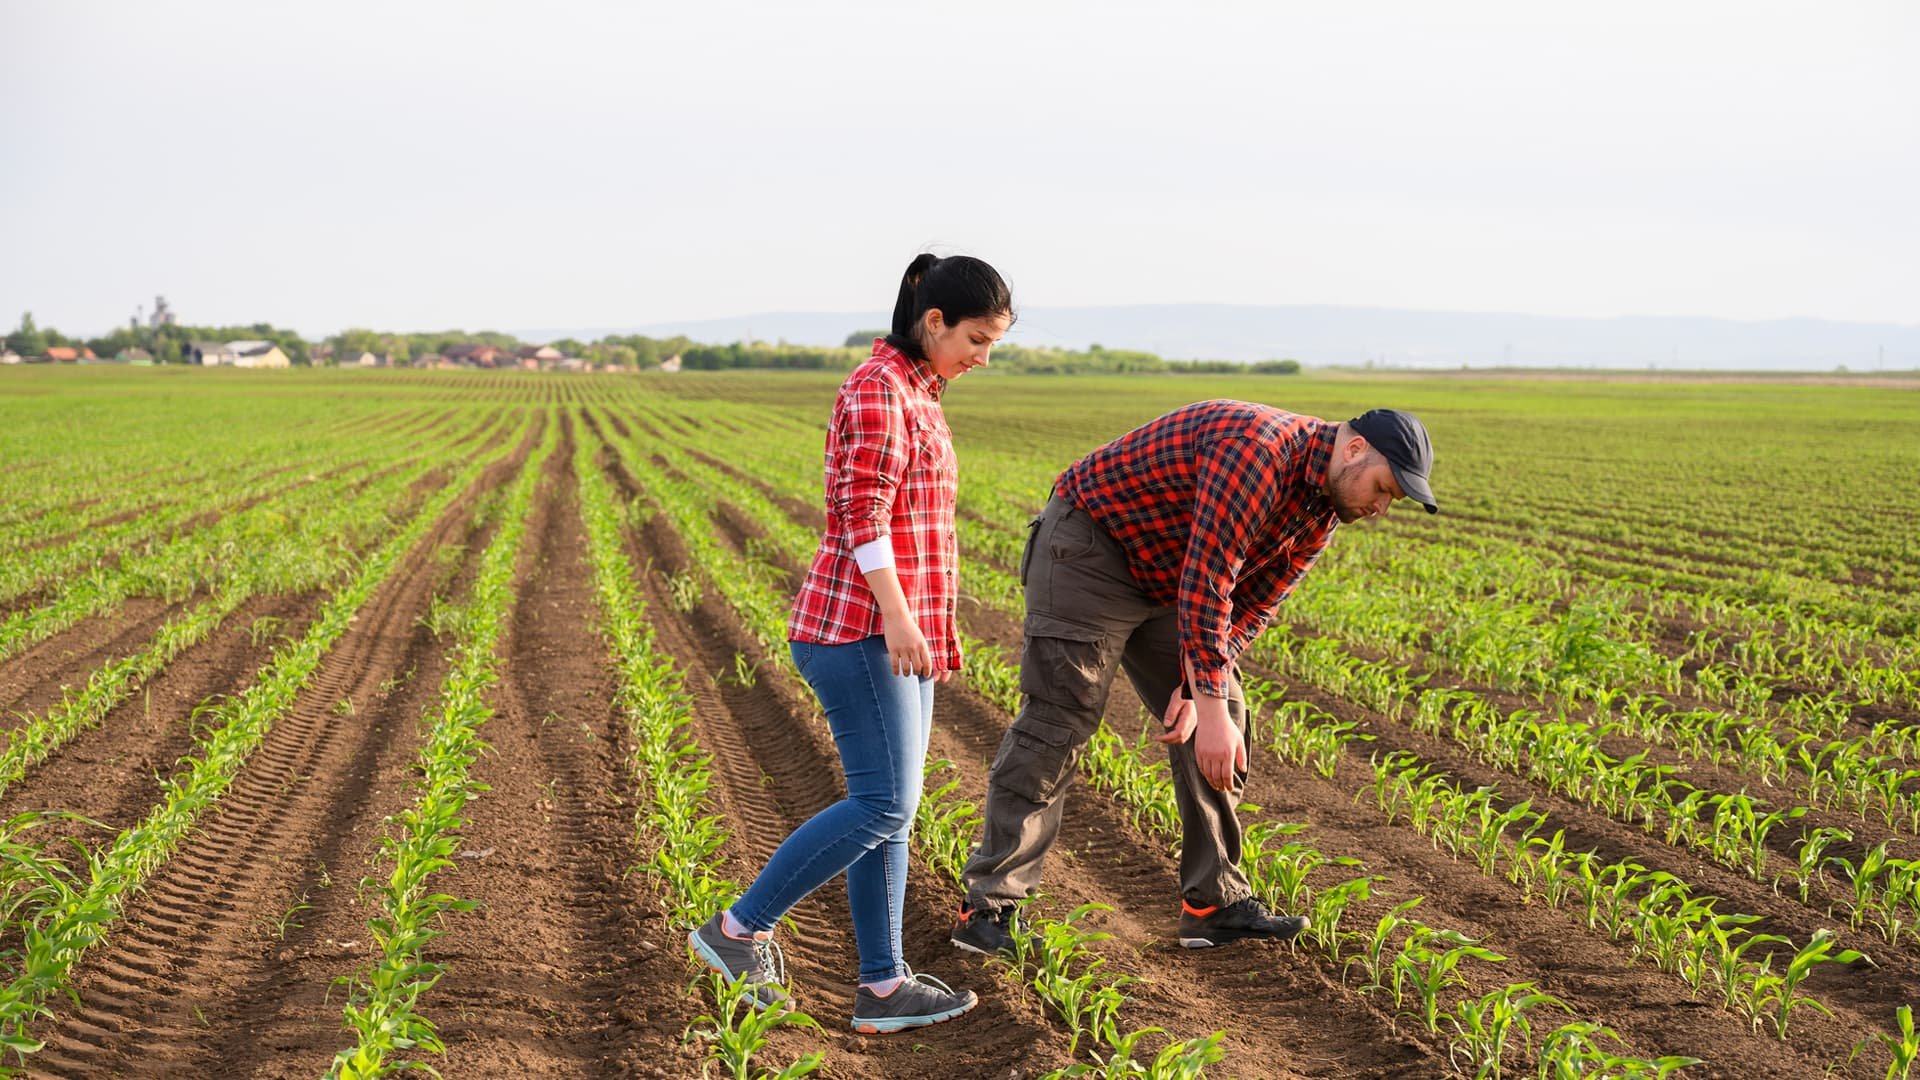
22;419;540;1078
0;589;326;853
0;598;182;728
390;413;675;1078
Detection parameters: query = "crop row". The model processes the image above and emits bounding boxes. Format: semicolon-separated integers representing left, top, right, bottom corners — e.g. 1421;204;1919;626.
325;411;556;1076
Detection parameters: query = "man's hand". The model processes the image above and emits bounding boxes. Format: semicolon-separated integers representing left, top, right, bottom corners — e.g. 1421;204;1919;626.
1154;687;1197;746
1191;696;1246;792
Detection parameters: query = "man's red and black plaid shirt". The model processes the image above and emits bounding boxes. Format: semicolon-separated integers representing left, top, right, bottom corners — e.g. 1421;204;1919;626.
1055;401;1340;698
787;340;962;670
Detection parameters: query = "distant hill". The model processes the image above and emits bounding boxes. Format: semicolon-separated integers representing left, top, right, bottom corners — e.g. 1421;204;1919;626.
518;304;1919;371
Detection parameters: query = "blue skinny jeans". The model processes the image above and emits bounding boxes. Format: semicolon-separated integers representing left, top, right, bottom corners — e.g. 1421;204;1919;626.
730;635;932;982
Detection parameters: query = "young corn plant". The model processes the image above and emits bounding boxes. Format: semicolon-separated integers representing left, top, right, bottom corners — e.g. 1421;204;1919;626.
329;419;558;1078
1043;1028;1227;1080
684;971;824;1080
1445;983;1567;1080
1026;904;1128;1058
1535;1020;1701;1079
1748;929;1871;1040
1393;924;1507;1033
1778;826;1852;903
1847;1004;1918;1080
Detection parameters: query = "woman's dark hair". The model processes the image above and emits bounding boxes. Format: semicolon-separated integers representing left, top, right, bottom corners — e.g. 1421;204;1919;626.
884;254;1014;361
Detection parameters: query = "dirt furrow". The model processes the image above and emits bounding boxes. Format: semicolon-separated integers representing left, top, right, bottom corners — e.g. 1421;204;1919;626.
0;589;324;842
0;598;181;726
393;413;677;1077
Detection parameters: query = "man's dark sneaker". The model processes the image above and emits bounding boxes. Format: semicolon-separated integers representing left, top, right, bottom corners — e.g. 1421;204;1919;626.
950;903;1016;956
688;911;789;1009
852;972;979;1034
1178;897;1310;948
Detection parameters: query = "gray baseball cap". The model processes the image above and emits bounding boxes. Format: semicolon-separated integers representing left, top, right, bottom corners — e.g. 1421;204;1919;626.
1348;409;1437;513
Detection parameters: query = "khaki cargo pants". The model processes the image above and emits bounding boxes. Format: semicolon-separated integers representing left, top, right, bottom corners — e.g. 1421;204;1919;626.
961;494;1254;913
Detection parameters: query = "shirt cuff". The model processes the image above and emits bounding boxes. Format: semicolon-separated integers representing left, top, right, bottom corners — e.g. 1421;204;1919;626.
852;537;895;573
1190;668;1232;699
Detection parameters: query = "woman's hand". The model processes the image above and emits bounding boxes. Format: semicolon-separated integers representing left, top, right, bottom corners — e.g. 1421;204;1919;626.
883;612;934;679
863;563;947;681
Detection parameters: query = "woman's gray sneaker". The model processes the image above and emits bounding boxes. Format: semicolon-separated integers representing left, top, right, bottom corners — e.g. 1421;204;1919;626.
688;912;789;1009
852;972;978;1033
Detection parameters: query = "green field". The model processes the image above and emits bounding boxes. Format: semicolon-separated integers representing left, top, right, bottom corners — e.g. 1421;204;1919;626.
2;365;1918;1079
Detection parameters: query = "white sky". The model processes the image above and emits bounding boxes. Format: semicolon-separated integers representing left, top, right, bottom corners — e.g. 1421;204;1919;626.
2;0;1914;338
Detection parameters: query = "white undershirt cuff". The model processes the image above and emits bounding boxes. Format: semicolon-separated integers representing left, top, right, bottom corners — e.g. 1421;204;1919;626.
853;537;895;573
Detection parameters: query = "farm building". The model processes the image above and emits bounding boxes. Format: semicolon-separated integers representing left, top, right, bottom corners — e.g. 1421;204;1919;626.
187;343;238;365
44;347;94;363
227;341;291;368
0;349;19;365
515;345;563;370
187;341;291;367
116;348;154;365
443;343;504;368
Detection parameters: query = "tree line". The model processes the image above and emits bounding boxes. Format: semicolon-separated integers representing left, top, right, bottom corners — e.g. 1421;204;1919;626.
5;312;1299;375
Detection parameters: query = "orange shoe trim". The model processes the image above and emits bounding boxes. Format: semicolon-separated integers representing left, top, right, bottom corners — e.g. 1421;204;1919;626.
1182;900;1218;918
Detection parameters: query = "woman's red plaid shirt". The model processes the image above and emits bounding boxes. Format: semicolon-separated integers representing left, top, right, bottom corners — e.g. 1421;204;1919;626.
787;340;962;670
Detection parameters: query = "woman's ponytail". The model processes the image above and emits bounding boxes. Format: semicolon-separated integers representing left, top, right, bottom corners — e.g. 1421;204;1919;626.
881;252;1014;363
885;254;942;360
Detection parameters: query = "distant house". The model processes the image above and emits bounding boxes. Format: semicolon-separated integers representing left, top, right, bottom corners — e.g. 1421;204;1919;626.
227;340;291;368
443;343;503;368
186;340;290;367
310;343;335;363
188;342;239;365
513;345;563;370
660;353;683;373
45;346;84;363
117;348;154;366
0;349;20;365
341;349;378;367
415;352;441;368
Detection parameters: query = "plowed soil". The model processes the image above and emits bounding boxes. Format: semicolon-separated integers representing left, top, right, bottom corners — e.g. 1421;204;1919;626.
5;396;1908;1080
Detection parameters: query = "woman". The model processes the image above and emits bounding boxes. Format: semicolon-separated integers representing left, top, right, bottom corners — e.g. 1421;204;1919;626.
690;254;1013;1033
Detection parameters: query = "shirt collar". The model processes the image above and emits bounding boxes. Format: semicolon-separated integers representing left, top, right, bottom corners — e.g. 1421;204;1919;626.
1304;419;1339;510
872;337;946;398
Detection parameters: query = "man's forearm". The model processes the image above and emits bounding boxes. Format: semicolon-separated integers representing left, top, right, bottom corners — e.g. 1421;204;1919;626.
1183;651;1235;728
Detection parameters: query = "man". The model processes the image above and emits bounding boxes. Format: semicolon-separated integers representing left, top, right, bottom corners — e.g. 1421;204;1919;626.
952;402;1436;953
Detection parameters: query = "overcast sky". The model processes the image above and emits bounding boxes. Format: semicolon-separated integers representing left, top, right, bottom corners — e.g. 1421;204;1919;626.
2;1;1914;339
